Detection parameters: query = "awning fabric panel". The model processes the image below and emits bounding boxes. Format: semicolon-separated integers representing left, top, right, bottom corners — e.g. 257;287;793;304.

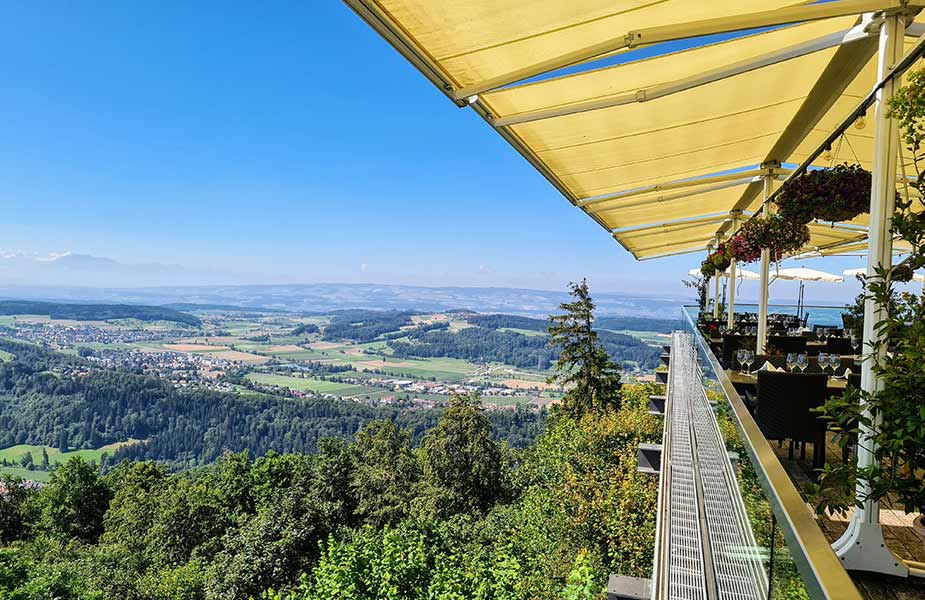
375;0;798;90
595;183;755;230
482;20;853;200
355;1;925;260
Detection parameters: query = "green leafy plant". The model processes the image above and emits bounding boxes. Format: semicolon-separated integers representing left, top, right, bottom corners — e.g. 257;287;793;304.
813;69;925;517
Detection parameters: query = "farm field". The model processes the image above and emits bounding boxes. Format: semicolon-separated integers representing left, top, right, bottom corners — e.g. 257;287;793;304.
0;441;137;468
247;373;382;397
0;466;50;482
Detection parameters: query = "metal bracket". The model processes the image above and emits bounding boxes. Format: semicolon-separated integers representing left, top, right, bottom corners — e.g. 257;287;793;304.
607;575;651;600
637;443;662;475
832;519;910;577
648;395;666;416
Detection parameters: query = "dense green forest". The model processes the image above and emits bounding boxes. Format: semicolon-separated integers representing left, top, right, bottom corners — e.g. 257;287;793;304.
466;313;678;335
0;281;663;599
0;301;201;327
322;310;414;342
593;316;678;334
0;387;660;599
0;339;544;470
389;325;661;370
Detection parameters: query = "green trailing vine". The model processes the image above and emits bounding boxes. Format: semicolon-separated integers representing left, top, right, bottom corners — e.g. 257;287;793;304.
811;70;925;516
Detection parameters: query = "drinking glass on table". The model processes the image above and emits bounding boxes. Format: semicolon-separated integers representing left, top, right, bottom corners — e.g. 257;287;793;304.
786;353;797;372
818;352;828;373
745;351;755;374
796;353;809;373
736;349;747;374
829;354;841;376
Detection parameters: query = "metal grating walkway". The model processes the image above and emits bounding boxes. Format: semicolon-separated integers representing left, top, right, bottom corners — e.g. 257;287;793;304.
654;332;767;600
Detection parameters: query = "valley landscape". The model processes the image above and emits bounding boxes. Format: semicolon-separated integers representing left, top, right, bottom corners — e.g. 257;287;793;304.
0;293;675;480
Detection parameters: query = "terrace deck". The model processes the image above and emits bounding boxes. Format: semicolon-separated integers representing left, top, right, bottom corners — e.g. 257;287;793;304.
774;436;925;600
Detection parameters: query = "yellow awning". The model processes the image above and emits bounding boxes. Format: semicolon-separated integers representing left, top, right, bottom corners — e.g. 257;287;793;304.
347;0;925;260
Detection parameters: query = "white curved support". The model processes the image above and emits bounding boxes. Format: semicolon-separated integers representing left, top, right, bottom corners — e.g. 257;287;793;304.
832;13;910;577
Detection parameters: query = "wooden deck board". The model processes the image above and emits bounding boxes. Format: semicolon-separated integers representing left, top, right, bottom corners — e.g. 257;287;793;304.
770;434;925;599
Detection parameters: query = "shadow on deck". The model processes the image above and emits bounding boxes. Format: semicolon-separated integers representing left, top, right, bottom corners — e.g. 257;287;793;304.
773;435;925;600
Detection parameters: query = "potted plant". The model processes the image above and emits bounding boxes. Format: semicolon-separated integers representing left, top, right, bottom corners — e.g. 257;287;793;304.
701;244;731;277
775;163;878;224
728;214;810;264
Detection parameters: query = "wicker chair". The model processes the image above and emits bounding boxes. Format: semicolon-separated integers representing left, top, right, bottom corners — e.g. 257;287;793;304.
826;336;855;355
721;334;756;369
755;371;829;468
766;335;807;355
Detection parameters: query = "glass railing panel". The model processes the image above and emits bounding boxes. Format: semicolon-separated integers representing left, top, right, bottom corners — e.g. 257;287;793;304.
680;306;862;600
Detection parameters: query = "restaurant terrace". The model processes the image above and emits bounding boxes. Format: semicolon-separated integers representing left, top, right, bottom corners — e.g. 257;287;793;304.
346;2;925;599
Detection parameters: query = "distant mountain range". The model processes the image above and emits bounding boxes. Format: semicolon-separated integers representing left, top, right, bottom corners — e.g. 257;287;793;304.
0;282;687;318
0;251;238;287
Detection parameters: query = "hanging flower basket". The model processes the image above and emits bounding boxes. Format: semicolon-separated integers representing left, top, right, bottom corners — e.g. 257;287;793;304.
774;163;873;224
701;244;731;277
728;214;811;263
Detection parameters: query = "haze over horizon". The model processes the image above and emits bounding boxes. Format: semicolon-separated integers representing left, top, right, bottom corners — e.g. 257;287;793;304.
0;3;872;304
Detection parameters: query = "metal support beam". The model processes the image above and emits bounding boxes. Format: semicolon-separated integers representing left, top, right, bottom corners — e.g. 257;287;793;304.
615;215;729;238
595;177;755;213
581;168;775;208
713;236;722;318
757;177;774;354
636;246;706;261
727;9;924;239
632;234;716;254
491;24;878;127
453;0;909;100
832;14;909;577
706;241;714;314
719;15;884;237
627;1;906;48
727;214;738;330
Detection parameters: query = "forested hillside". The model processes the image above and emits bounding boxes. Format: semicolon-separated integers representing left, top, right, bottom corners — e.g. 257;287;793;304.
0;300;201;326
0;388;660;600
0;339;544;470
389;323;661;370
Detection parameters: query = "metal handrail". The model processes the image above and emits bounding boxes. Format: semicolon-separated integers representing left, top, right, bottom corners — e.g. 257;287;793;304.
681;306;862;600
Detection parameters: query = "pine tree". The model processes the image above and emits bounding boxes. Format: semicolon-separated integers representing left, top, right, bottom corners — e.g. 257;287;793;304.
548;279;622;417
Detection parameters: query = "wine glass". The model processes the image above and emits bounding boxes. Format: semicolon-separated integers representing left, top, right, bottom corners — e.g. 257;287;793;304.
829;354;841;377
745;350;755;374
817;352;828;374
786;353;797;372
796;353;809;373
737;349;747;374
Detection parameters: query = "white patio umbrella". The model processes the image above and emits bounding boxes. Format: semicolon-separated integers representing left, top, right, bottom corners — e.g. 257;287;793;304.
842;267;925;282
774;267;845;283
688;267;760;280
773;267;844;320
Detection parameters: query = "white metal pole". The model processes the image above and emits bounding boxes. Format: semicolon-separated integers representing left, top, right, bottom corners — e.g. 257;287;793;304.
713;236;722;319
706;245;714;316
757;176;774;354
727;216;738;330
833;13;908;576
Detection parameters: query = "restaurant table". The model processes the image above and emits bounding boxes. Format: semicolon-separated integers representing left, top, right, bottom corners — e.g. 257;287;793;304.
725;370;848;392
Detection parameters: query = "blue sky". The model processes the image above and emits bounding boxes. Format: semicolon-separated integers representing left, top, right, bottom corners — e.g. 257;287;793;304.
0;2;869;302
